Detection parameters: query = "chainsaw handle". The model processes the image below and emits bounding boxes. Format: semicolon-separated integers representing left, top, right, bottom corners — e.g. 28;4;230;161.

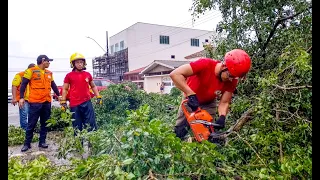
181;99;200;119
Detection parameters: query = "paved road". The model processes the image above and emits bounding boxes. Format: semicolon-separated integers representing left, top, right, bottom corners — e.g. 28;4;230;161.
8;100;90;164
8;100;61;127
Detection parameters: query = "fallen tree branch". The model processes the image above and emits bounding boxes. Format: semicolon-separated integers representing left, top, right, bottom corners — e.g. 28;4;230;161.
235;132;267;167
154;172;202;178
279;142;283;163
271;108;312;123
113;134;123;145
152;166;228;178
228;108;254;133
307;46;312;53
272;84;312;90
213;108;254;140
146;169;158;180
261;6;312;54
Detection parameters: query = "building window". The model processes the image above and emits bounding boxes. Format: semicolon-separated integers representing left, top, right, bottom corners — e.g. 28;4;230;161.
120;41;124;50
115;43;119;52
191;38;199;47
110;45;114;54
205;39;209;42
160;35;170;44
171;55;175;59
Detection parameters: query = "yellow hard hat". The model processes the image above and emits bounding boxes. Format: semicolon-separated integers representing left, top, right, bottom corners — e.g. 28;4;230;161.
70;53;87;68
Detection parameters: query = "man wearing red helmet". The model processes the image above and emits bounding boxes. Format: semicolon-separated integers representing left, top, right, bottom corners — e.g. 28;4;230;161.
170;49;251;140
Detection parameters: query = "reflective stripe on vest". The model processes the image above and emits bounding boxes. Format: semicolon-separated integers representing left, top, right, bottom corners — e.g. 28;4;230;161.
28;67;53;103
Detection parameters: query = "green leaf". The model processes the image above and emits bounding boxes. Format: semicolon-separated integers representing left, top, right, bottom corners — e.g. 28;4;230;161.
105;171;112;177
114;166;121;175
122;158;133;165
127;173;135;179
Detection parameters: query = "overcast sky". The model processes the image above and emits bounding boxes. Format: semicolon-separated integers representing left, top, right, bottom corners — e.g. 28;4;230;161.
8;0;222;87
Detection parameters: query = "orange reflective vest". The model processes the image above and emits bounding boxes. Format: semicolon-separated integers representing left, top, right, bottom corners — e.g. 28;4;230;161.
28;67;53;103
15;72;26;101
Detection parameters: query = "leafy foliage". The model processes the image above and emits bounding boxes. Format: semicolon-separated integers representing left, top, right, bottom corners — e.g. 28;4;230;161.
8;125;38;146
8;0;312;178
190;0;312;179
46;107;73;131
8;155;55;179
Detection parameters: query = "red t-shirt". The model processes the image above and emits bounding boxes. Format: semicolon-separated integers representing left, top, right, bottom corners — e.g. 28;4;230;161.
187;58;238;104
64;71;93;107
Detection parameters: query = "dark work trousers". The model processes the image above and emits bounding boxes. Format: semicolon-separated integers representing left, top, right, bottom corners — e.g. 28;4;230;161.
70;100;97;135
24;102;51;145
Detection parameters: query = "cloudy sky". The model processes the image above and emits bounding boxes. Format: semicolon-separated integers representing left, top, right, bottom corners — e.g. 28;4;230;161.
8;0;222;87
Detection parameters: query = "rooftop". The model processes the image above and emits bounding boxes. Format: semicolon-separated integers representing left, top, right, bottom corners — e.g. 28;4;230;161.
110;22;214;38
124;66;146;75
184;50;207;59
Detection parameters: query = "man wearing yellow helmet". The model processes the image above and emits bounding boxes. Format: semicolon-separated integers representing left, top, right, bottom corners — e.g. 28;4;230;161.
60;53;102;134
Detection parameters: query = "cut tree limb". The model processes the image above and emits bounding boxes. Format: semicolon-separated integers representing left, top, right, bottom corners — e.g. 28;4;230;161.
272;84;312;90
228;107;254;133
307;46;312;53
215;107;255;140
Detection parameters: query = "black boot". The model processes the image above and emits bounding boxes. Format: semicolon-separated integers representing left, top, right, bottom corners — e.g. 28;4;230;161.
38;143;49;148
21;144;31;152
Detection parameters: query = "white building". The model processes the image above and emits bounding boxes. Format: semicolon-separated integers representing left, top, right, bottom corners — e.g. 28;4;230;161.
139;50;209;94
109;22;214;71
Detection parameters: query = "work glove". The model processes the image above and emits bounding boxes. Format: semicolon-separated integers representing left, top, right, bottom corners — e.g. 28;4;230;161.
96;95;102;105
60;100;68;111
215;115;226;129
187;94;199;112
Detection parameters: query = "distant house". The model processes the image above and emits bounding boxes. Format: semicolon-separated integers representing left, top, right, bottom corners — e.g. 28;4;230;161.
123;66;146;89
140;60;191;94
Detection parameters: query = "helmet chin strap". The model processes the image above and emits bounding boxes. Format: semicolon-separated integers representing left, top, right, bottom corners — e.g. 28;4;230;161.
218;68;228;82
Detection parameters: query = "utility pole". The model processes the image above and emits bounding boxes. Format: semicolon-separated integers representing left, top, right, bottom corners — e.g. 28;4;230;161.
106;31;109;57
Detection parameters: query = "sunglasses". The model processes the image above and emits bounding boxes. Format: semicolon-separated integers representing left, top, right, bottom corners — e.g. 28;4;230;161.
225;70;238;80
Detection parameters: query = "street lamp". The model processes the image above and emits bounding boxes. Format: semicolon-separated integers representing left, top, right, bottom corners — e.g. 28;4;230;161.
85;36;106;53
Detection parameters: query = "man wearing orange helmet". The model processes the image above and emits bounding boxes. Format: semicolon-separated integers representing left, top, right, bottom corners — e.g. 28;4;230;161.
170;49;251;140
60;53;102;134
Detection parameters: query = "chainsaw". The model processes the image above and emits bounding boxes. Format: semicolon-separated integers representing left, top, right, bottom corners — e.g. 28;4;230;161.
181;99;226;144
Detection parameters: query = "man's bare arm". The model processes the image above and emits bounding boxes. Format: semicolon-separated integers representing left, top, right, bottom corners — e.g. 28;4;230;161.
11;85;17;105
169;64;195;96
89;81;100;97
61;83;70;101
218;91;233;116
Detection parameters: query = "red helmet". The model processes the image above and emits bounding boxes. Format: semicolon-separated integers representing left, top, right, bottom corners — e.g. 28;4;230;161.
224;49;251;77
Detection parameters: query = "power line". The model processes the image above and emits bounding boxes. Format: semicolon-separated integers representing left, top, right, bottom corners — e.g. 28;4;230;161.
130;13;221;49
129;31;213;60
128;13;222;60
8;12;221;61
8;70;94;74
129;11;218;46
8;55;98;60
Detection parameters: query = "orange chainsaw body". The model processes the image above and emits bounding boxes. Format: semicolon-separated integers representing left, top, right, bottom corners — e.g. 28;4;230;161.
181;99;215;142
